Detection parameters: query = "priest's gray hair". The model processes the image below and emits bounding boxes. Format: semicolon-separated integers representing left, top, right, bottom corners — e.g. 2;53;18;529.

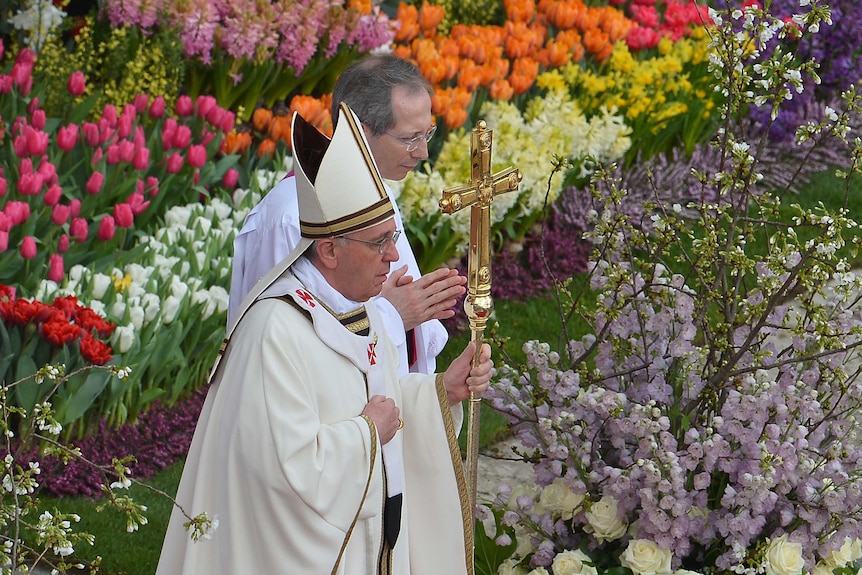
331;53;432;137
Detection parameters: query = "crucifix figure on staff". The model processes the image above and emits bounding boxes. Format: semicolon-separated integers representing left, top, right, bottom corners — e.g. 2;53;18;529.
440;119;522;521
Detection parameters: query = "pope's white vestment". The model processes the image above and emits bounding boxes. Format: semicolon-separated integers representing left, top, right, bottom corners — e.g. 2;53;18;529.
155;271;472;575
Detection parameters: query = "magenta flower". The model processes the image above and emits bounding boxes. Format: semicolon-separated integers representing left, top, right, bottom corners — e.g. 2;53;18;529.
172;125;192;149
70;218;88;242
133;94;149;114
85;172;104;195
195;95;216;118
16;172;43;196
69;199;81;217
57;234;69;253
145;176;159;197
47;253;64;282
133;146;150;170
127;191;150;215
67;71;86;96
82;122;100;147
166;152;184;173
0;231;7;252
57;124;79;151
51;204;70;225
187;144;206;168
37;158;57;185
222;168;239;189
149;96;166;118
114;203;134;228
20;236;37;259
0;176;6;196
5;201;30;225
118;140;135;163
31;109;46;130
43;184;62;206
97;215;115;240
175;95;194;117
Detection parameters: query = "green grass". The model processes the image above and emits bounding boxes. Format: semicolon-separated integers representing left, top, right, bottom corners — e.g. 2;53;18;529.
32;167;862;574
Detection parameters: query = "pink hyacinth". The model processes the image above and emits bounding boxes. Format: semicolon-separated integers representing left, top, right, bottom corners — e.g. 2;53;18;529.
67;71;86;96
20;236;37;259
48;254;64;282
86;172;105;195
97;215;115;240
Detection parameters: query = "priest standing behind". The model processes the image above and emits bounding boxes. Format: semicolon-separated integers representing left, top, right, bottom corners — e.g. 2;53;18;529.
155;103;491;575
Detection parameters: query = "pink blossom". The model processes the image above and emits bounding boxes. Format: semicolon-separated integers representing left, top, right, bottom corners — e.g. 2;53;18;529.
38;158;57;185
172;125;192;149
31;109;46;130
98;215;116;240
26;127;48;155
102;105;118;127
57;124;79;151
196;95;216;119
69;199;81;217
58;234;69;253
114;203;134;228
127;191;150;215
222;168;239;189
91;148;103;166
43;184;62;206
51;204;70;225
98;117;116;144
67;71;86;96
118;110;134;139
220;110;236;133
133;94;149;114
5;201;30;225
16;172;43;196
133;146;150;170
70;218;88;242
82;122;100;147
205;106;226;130
48;254;64;282
0;212;9;232
12;61;33;95
0;231;7;252
106;144;121;166
145;176;159;197
175;95;194;117
20;236;37;259
166;152;184;173
0;177;6;196
187;144;207;168
86;172;105;195
149;96;166;118
0;75;13;94
118;140;135;163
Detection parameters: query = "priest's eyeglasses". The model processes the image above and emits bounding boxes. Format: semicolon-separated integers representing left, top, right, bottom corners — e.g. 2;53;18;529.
341;230;401;255
384;125;437;152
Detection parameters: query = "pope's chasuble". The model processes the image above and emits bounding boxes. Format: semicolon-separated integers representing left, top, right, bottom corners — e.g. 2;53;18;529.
155;269;472;575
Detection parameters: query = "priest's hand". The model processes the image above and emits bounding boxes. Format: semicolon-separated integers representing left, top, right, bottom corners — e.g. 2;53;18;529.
362;395;401;445
443;341;492;406
380;266;466;331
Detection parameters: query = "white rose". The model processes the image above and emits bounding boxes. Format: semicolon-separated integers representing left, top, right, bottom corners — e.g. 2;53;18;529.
765;535;805;575
824;537;862;568
810;562;833;575
497;558;529;575
539;479;584;520
552;549;597;575
620;539;672;575
584;495;627;542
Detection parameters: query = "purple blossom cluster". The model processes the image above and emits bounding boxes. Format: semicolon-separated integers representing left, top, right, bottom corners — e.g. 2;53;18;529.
102;0;394;73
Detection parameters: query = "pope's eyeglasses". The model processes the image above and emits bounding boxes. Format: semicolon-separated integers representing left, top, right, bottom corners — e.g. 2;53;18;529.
384;125;437;152
340;230;401;255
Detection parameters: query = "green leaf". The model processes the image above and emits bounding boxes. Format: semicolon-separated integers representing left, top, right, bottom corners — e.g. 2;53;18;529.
13;354;42;413
473;511;516;575
54;369;112;425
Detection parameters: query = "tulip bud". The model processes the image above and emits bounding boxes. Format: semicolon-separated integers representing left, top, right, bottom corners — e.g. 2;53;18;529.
43;184;63;206
82;122;100;147
51;204;70;225
114;203;134;228
86;171;105;194
166;153;184;173
48;254;64;282
58;234;70;253
133;146;150;171
133;94;149;114
172;125;192;149
69;198;81;217
149;96;166;119
57;124;79;151
98;215;115;240
20;236;37;259
70;217;88;242
67;71;86;96
187;144;207;168
175;95;193;117
222;168;239;189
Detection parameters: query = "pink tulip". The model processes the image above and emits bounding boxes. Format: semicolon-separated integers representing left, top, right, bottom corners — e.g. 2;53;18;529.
27;127;48;155
37;158;57;185
98;118;115;144
118;111;133;139
102;104;118;127
133;94;149;114
166;152;184;173
161;126;176;150
200;130;216;146
20;236;37;259
175;95;193;117
69;198;81;217
222;168;239;189
0;176;6;197
57;124;79;151
114;203;134;228
16;172;43;195
133;125;146;147
18;157;33;175
196;95;216;118
43;184;62;206
82;122;100;147
5;201;30;225
0;75;12;94
70;217;88;242
0;41;4;60
51;204;70;225
58;234;69;253
67;71;86;96
91;148;103;166
205;106;225;129
31;109;46;130
118;140;135;163
86;171;104;194
12;61;33;95
146;176;159;197
172;125;192;149
220;110;236;133
127;191;150;215
133;146;150;170
0;231;7;252
187;144;207;168
149;96;166;118
0;213;9;232
98;215;115;240
48;254;64;282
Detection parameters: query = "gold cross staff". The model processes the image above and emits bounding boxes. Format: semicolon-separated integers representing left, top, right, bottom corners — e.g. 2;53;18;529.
440;120;522;515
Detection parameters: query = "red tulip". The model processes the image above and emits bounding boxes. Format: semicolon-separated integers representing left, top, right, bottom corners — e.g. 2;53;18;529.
187;144;207;168
58;234;69;253
70;217;88;242
43;184;62;206
222;168;239;189
114;203;134;228
20;236;37;259
67;71;86;96
98;215;115;240
175;95;193;117
48;254;64;282
149;96;166;118
86;171;104;194
51;204;70;225
133;146;150;170
57;124;79;151
166;152;184;173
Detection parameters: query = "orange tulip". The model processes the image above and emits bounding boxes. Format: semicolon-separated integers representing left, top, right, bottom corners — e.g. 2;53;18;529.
509;57;539;95
537;39;573;68
258;139;276;159
221;130;252;155
268;115;292;143
393;43;414;61
489;78;515;101
600;9;634;43
442;106;468;130
348;0;372;14
395;3;420;43
505;0;536;24
252;107;273;134
419;3;445;36
544;0;584;30
289;94;332;136
456;60;482;92
583;27;613;62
